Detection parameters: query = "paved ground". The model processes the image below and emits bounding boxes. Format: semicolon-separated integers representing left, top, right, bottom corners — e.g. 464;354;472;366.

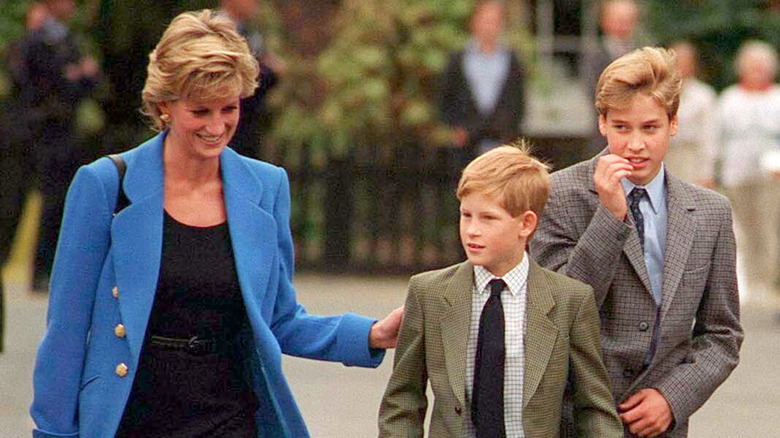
2;271;780;437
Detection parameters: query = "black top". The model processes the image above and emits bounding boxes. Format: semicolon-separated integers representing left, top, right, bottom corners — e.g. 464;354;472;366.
116;212;257;438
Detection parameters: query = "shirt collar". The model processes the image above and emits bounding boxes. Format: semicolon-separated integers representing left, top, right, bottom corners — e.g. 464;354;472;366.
621;165;666;215
465;38;507;57
473;253;529;297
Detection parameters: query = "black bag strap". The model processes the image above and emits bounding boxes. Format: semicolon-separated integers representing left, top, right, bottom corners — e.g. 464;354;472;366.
107;154;130;215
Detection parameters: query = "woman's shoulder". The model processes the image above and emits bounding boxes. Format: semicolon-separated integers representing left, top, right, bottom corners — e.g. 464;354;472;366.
229;149;285;180
80;154;124;183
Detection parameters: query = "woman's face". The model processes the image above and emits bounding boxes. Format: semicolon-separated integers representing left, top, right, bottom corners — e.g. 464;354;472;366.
160;95;241;161
738;52;776;90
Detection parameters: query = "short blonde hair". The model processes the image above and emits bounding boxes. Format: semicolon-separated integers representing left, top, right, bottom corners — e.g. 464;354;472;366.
595;46;682;120
141;9;259;131
735;40;778;80
457;141;551;218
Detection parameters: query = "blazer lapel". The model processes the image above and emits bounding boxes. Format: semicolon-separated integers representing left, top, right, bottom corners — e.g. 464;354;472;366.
660;174;697;319
523;261;558;408
111;137;279;364
220;149;278;323
440;262;475;410
623;235;654;295
586;153;654;295
112;134;166;364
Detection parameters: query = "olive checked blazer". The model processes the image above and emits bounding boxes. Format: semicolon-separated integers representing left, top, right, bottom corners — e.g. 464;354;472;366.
378;260;623;438
31;132;384;438
530;152;744;437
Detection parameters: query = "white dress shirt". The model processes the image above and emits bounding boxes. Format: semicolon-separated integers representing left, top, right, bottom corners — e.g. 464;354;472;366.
465;255;529;437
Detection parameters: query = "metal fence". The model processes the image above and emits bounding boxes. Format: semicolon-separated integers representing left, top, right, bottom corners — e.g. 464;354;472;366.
261;136;590;275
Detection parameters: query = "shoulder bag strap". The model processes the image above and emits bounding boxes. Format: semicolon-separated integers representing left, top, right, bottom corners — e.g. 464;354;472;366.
107;154;130;215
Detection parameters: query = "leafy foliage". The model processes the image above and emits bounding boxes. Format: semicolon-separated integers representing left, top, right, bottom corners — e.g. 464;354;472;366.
268;0;532;156
645;0;780;90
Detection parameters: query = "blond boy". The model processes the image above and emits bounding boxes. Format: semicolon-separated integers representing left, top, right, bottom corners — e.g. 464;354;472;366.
531;47;743;437
379;145;622;437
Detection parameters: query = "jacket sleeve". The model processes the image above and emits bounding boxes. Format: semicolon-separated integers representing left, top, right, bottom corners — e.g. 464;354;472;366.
653;203;743;428
377;277;428;437
495;53;524;141
531;176;632;306
569;289;624;437
267;168;384;367
439;53;463;129
31;164;113;437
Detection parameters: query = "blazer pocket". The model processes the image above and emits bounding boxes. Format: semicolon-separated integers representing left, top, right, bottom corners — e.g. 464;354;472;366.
80;374;101;390
680;262;711;293
683;261;711;276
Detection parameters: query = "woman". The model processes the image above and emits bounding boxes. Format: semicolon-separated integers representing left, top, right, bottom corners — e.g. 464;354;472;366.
31;10;401;438
718;40;780;300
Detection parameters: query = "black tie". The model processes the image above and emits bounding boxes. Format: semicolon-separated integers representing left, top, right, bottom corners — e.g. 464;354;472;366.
472;278;506;438
628;188;647;247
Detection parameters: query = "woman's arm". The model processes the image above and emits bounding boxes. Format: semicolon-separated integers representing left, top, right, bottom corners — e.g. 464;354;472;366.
31;164;113;436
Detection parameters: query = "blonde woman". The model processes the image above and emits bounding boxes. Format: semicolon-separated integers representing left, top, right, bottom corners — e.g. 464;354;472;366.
31;10;401;438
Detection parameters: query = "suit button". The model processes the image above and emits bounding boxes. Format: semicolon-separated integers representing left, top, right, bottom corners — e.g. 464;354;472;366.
112;286;119;299
114;324;126;338
639;322;649;331
623;368;634;378
455;406;462;415
116;363;129;378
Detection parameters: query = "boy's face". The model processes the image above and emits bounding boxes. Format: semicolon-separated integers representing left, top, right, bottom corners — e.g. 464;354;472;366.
459;192;535;277
599;94;678;186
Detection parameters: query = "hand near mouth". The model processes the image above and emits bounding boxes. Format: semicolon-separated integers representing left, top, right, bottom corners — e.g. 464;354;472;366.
594;154;633;220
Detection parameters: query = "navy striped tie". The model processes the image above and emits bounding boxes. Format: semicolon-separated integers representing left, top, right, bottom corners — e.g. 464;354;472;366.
628;188;647;247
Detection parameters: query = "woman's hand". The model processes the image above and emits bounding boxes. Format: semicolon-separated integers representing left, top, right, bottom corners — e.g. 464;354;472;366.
369;306;405;349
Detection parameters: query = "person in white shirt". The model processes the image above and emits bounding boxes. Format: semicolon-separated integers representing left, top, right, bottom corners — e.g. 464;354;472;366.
665;41;719;187
718;40;780;300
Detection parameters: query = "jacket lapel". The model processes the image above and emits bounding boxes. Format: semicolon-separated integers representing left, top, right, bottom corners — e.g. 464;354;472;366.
111;135;279;365
523;261;558;408
440;262;475;410
623;235;654;295
220;149;278;322
112;133;166;364
660;174;696;319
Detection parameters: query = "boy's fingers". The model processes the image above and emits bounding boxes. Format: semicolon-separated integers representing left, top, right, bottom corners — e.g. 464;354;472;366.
618;405;643;425
618;391;645;411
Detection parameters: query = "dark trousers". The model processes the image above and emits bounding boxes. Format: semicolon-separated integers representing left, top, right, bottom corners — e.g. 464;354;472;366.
0;108;40;351
33;120;81;289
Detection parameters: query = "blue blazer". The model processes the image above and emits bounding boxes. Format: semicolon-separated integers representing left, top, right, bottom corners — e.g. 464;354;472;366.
31;132;384;438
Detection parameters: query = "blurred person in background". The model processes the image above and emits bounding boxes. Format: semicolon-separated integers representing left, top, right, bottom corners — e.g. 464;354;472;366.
21;0;101;292
717;40;780;300
31;10;401;437
439;0;525;172
582;0;650;155
665;41;719;187
582;0;643;98
0;1;50;352
219;0;285;159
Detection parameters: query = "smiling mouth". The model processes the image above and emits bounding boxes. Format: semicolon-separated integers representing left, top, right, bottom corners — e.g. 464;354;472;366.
466;243;485;250
197;132;225;143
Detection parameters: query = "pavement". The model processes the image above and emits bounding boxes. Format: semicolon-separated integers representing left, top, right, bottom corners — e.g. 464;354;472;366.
2;270;780;437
